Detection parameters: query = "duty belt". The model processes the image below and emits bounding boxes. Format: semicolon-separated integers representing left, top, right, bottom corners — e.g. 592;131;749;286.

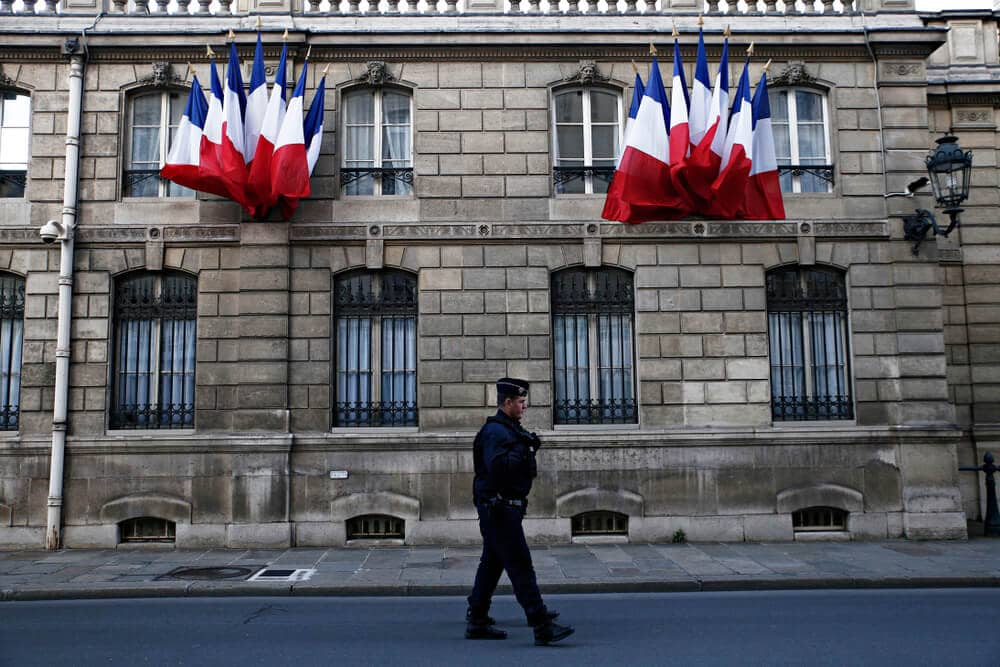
494;496;525;508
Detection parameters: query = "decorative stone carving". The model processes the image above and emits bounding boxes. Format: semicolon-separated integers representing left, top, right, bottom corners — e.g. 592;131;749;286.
770;62;816;88
954;108;993;127
141;62;181;88
358;61;394;87
883;62;922;78
0;65;14;89
564;60;609;85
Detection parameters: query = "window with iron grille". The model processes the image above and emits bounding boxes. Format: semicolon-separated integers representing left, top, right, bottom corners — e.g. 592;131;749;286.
552;267;636;425
552;87;622;195
0;274;24;430
770;88;833;193
0;91;29;198
118;517;176;543
767;266;853;422
334;269;417;427
124;90;195;198
341;88;413;196
111;271;197;429
571;511;628;536
792;506;847;532
346;514;404;540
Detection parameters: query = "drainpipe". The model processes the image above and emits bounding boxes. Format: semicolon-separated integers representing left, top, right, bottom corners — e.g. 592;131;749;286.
45;41;86;550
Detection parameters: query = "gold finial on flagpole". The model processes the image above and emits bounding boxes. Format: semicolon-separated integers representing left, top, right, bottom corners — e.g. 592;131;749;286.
256;16;263;30
724;25;731;39
206;44;214;58
305;45;312;60
698;15;703;28
228;29;236;42
763;59;772;73
282;29;289;41
672;23;679;38
185;62;194;81
747;42;755;56
648;42;657;56
631;59;639;75
322;63;330;77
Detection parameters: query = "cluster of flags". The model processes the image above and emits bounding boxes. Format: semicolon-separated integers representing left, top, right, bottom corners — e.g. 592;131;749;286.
603;31;785;223
161;33;326;220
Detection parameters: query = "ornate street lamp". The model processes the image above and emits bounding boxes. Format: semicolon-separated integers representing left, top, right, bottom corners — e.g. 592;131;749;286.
903;135;973;255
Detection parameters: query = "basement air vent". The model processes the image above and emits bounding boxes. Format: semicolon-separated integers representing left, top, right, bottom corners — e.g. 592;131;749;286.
792;506;848;532
346;514;404;540
571;510;628;537
118;517;176;543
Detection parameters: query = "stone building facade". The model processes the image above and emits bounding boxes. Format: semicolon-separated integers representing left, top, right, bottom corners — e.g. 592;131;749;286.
0;0;996;548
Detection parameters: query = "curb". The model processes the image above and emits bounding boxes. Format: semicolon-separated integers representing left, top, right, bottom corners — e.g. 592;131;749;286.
3;576;999;602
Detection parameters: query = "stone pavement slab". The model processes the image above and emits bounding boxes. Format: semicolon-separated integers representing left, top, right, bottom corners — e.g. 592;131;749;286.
2;536;1000;602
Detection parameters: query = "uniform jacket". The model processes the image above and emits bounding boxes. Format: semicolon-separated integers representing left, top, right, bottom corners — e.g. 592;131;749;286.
472;409;539;503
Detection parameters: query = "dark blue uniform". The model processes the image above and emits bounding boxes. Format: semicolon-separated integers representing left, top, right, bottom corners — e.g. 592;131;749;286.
466;409;546;623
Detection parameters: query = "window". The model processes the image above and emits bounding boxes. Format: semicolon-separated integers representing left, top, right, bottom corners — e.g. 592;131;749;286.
347;514;404;540
571;511;628;537
118;517;176;543
341;88;413;196
767;266;852;421
770;88;832;193
552;267;636;425
124;90;194;198
0;274;24;430
792;507;847;532
111;271;197;429
334;270;417;427
0;91;29;198
552;87;621;194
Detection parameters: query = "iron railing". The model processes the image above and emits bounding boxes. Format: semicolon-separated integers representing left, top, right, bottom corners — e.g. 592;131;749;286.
778;164;835;189
553;165;615;194
335;400;418;427
554;398;636;425
340;167;413;195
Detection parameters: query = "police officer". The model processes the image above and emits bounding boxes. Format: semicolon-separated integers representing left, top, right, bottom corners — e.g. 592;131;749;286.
465;377;574;645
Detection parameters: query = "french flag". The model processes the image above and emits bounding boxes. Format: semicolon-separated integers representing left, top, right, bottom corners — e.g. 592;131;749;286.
280;73;326;221
244;34;268;166
687;34;730;204
271;60;311;208
247;42;288;217
196;60;234;201
744;71;785;220
710;57;753;219
617;72;644;168
668;39;693;208
160;74;208;193
602;56;689;224
220;42;248;207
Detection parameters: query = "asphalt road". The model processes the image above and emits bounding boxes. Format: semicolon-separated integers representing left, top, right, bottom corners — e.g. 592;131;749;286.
1;589;998;666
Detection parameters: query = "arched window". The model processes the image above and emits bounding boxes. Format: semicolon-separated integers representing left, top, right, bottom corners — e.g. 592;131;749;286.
341;87;413;196
0;273;24;430
333;269;417;427
769;88;832;193
0;91;30;198
111;271;197;429
767;266;852;421
552;87;622;194
124;90;195;198
551;267;636;425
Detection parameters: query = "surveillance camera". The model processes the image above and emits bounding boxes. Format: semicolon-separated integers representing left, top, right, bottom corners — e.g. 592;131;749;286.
39;220;63;244
907;176;930;194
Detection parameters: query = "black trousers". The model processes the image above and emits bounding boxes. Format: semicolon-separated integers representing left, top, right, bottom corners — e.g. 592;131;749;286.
467;501;545;622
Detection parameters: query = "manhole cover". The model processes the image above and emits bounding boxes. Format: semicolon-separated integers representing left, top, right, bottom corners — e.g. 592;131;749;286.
157;565;259;581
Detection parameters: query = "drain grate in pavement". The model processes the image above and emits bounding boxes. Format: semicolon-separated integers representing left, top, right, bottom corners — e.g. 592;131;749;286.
248;568;316;582
156;565;260;581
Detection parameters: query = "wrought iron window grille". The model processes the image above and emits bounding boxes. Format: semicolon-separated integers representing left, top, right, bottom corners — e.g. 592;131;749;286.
339;167;414;189
122;168;164;197
777;164;835;186
551;267;634;315
571;511;628;536
767;267;853;422
111;273;197;430
555;398;636;425
0;169;26;198
552;166;615;188
0;275;24;431
792;506;847;532
334;270;418;317
334;400;418;428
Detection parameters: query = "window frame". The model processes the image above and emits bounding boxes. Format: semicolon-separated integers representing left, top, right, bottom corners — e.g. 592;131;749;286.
551;266;638;427
123;88;194;199
0;89;30;199
332;269;418;429
109;270;197;431
551;85;624;196
769;86;833;194
766;265;854;423
340;86;414;198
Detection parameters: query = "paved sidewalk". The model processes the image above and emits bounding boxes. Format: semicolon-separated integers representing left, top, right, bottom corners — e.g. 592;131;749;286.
2;535;999;602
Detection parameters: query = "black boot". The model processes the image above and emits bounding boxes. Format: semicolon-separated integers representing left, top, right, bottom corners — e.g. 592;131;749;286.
465;619;508;640
533;620;574;646
465;607;497;625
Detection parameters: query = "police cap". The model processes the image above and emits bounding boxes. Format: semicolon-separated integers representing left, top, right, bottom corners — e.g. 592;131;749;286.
496;377;529;399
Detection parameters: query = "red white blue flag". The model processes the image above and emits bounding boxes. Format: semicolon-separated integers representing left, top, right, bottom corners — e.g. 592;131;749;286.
220;42;248;206
160;74;208;193
745;71;785;220
247;42;288;217
280;72;326;220
271;60;311;208
686;33;729;204
617;72;644;168
710;57;753;219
